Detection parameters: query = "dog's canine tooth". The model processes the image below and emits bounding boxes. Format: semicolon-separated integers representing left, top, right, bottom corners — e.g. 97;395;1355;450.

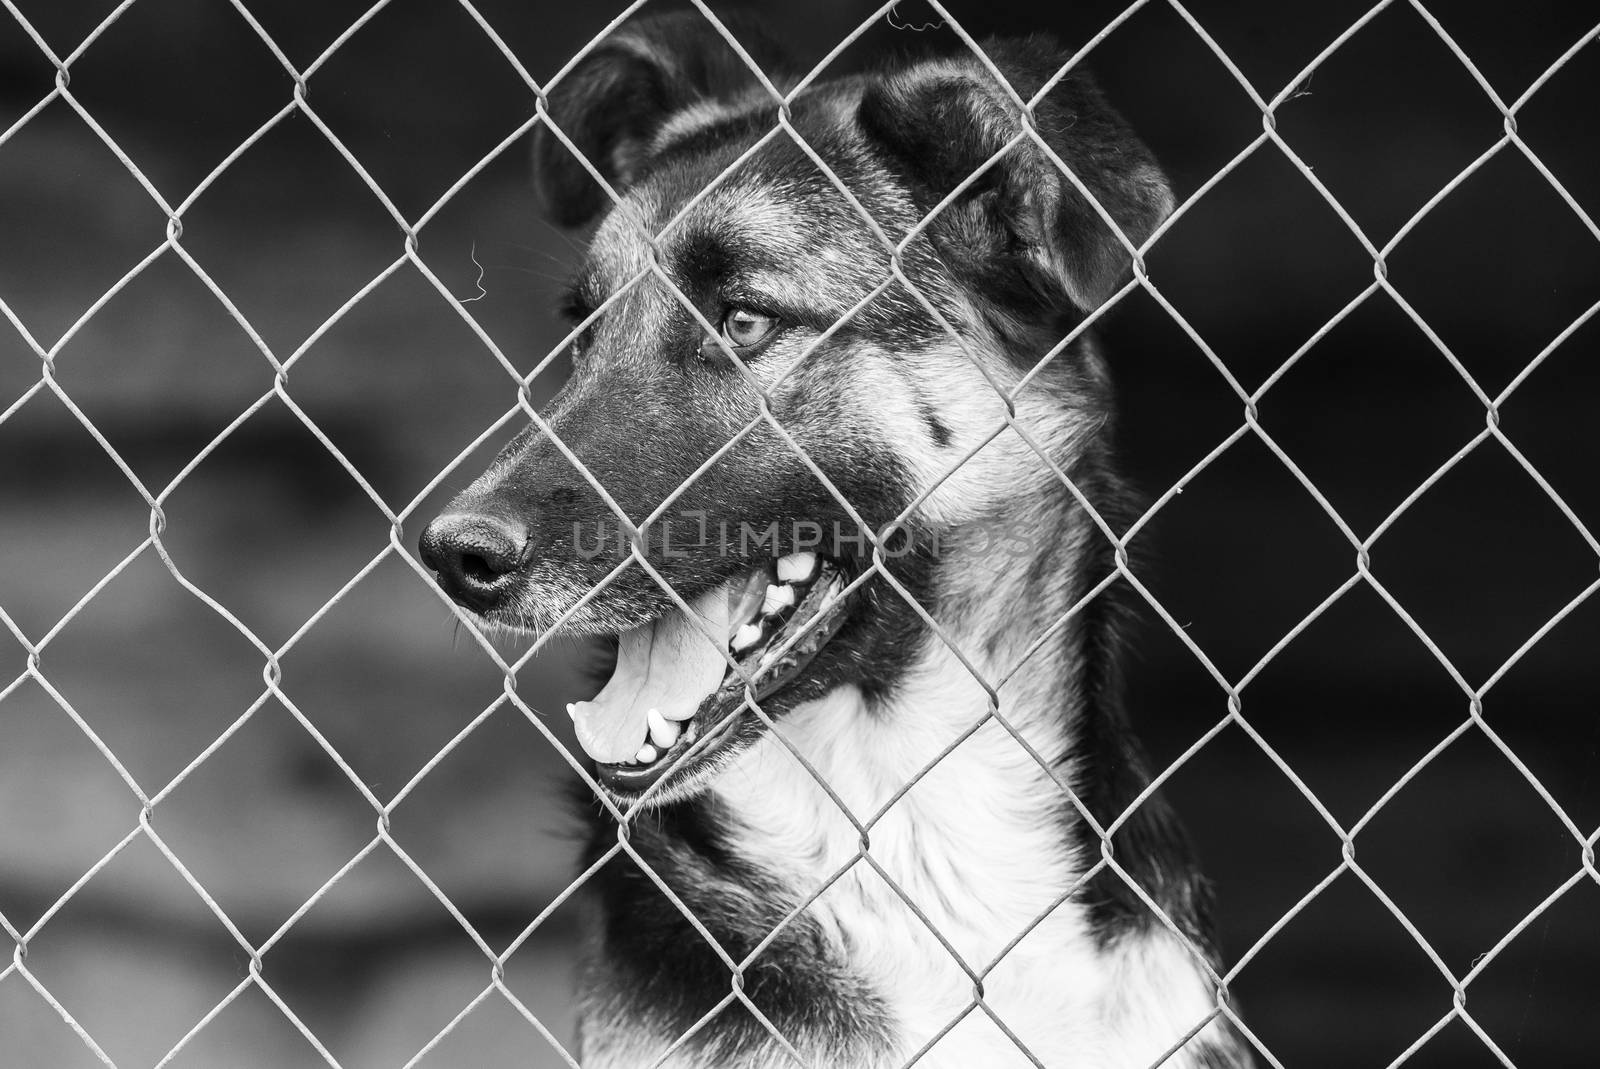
565;702;577;720
635;743;658;764
661;701;699;722
729;569;770;631
646;707;680;748
761;584;796;614
731;622;763;652
776;552;816;583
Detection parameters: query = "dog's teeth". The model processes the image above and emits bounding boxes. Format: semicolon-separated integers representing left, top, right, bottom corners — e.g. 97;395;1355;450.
635;743;658;764
732;622;764;652
647;707;680;748
762;584;796;614
776;552;817;583
565;702;577;719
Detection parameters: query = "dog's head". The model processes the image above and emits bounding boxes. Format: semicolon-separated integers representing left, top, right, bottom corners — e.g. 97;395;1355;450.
420;13;1171;803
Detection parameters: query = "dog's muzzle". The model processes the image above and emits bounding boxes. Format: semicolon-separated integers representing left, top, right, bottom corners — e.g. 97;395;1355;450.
420;499;858;800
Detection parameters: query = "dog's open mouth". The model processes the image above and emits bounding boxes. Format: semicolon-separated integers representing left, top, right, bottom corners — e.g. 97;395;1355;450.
566;552;849;794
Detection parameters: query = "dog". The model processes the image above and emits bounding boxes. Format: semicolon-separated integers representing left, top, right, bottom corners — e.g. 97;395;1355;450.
420;13;1253;1068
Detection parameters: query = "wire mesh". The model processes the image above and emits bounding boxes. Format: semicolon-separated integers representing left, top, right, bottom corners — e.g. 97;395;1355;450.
1;1;1596;1067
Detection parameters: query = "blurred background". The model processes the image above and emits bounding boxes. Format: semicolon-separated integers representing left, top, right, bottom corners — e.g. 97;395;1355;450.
1;1;1596;1066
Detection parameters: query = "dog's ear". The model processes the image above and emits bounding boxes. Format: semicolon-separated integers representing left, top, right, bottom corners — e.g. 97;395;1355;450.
859;39;1173;315
533;12;787;228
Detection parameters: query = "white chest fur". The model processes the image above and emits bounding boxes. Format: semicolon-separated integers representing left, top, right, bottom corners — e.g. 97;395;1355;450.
713;645;1105;1067
709;648;1231;1069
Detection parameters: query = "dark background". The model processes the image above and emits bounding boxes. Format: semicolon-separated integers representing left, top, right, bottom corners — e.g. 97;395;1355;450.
1;1;1596;1066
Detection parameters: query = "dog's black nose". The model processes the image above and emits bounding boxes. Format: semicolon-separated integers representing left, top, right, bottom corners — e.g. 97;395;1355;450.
418;512;529;613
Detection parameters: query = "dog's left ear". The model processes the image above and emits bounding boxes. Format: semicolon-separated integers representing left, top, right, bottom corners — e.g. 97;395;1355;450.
859;38;1173;315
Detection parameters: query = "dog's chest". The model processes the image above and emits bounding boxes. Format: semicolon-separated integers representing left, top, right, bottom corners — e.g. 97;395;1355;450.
713;686;1107;1066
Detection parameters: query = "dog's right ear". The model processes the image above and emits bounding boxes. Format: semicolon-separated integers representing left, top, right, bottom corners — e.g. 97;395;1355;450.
533;12;786;228
859;39;1173;316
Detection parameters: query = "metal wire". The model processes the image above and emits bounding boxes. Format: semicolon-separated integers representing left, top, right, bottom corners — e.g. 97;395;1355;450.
1;1;1596;1067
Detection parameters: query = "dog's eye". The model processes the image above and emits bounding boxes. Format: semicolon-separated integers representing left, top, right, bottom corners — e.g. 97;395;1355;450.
720;308;778;349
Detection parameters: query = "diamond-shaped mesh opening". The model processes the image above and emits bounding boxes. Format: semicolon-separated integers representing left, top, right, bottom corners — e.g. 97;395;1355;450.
152;693;384;945
155;980;339;1069
281;267;523;504
1409;0;1600;90
1388;149;1600;391
494;888;587;1061
1132;433;1353;680
1493;301;1600;527
1139;147;1381;391
173;111;415;356
58;0;296;197
384;700;584;932
1079;1;1266;180
1162;0;1374;89
349;934;573;1069
0;100;166;345
0;969;117;1069
1374;441;1598;683
399;142;581;383
0;319;36;411
1238;582;1473;824
1356;729;1580;974
2;1;121;59
1512;38;1600;225
456;0;636;87
305;0;541;220
34;549;268;790
1282;3;1512;240
1397;1020;1533;1069
1157;722;1336;950
11;833;260;1068
257;845;514;1068
273;553;557;784
226;0;384;70
0;677;138;931
45;252;278;488
4;3;1597;1067
1107;285;1247;494
1241;870;1457;1065
1482;593;1600;831
0;389;150;636
1465;877;1600;1065
1259;294;1492;534
397;980;575;1069
152;400;395;645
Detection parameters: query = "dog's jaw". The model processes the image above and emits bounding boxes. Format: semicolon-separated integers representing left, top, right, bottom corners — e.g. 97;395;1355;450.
567;554;857;805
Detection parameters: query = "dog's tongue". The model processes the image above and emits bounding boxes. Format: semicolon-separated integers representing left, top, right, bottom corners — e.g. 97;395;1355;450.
569;585;732;764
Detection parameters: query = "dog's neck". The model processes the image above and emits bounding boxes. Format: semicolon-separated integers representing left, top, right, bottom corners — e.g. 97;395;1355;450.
709;492;1113;1058
703;487;1235;1066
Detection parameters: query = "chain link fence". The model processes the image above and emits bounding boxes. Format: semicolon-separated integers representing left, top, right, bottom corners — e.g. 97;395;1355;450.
2;0;1597;1066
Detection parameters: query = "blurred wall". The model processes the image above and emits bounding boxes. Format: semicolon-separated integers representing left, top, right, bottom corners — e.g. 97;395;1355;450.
1;1;1596;1067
